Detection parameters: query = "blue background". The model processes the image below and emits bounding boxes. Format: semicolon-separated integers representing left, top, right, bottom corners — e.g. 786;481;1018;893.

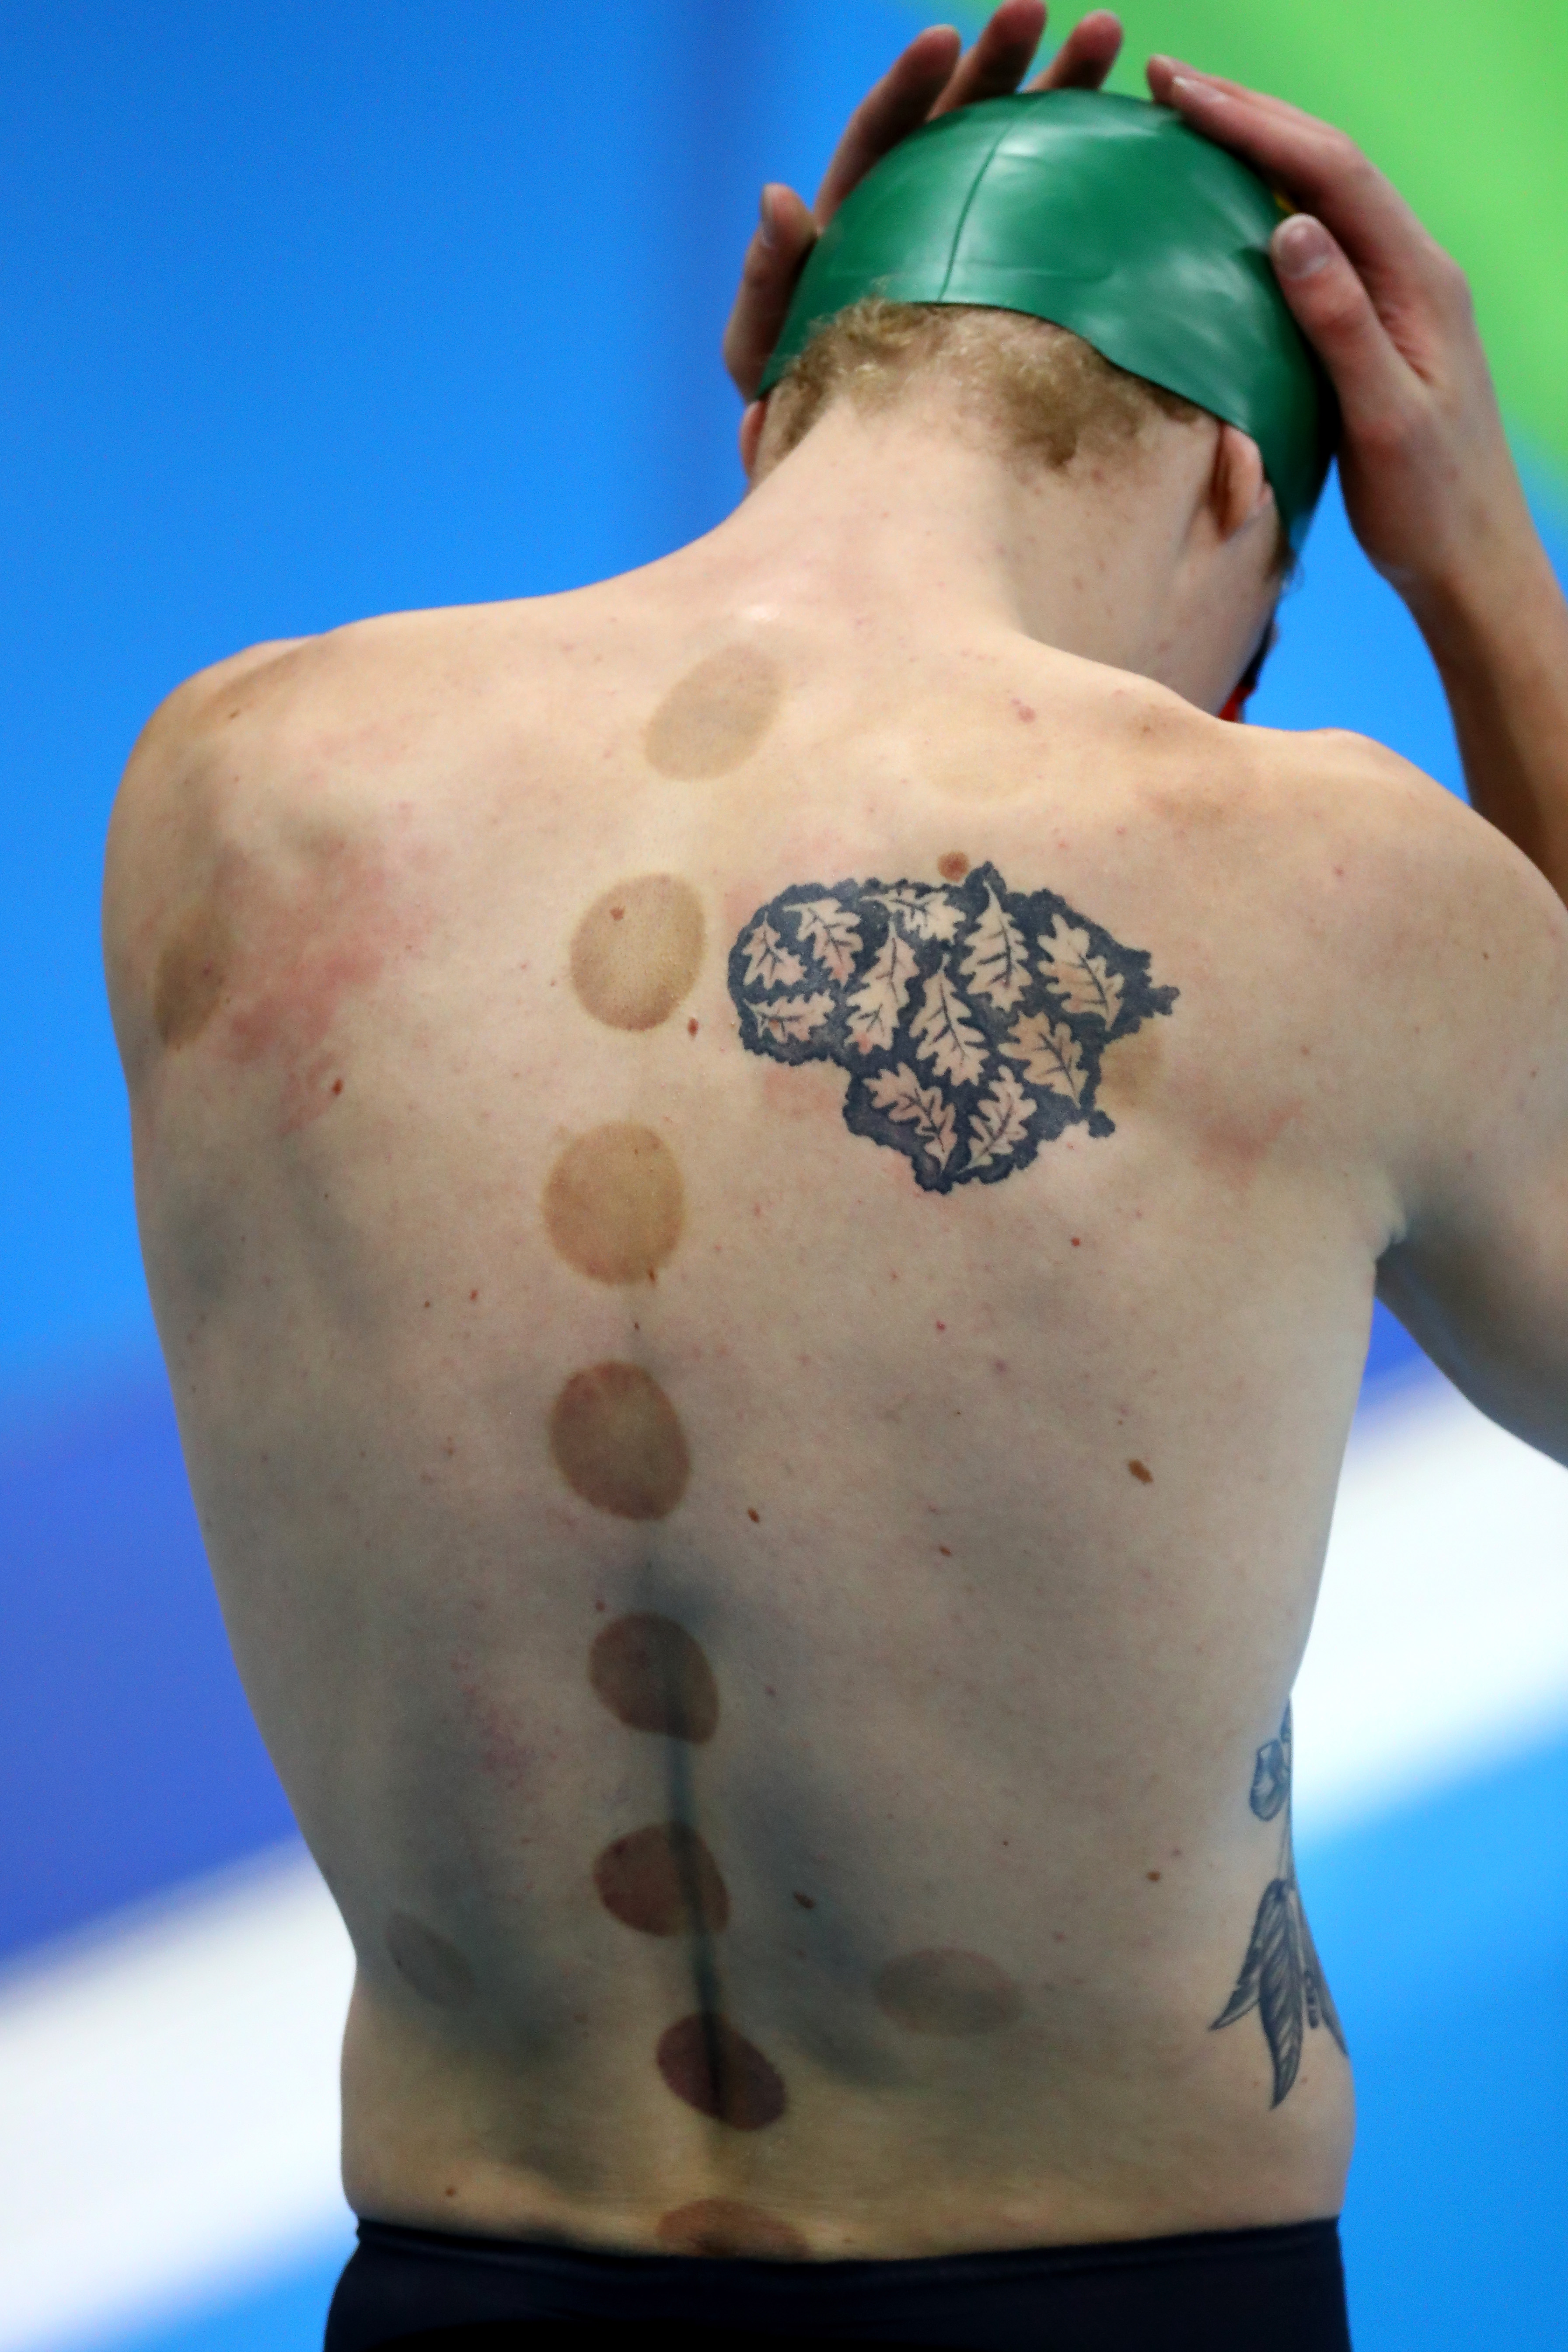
2;4;1563;2346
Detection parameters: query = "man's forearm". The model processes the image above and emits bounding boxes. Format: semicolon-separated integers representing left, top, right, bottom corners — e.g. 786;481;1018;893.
1408;522;1568;907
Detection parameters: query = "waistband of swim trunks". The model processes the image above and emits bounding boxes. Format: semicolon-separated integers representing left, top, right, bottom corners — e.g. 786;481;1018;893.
328;2212;1347;2352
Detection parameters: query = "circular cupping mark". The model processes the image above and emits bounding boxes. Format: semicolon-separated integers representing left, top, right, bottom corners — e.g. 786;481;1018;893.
153;901;233;1047
656;2011;787;2130
543;1124;684;1286
593;1821;730;1937
874;1948;1023;2038
643;646;784;781
588;1613;719;1742
550;1362;690;1520
385;1912;476;2010
655;2198;807;2258
569;874;704;1032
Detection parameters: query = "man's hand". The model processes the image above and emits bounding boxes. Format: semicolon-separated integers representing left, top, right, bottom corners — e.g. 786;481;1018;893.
1147;57;1568;905
723;3;1123;404
1145;59;1533;618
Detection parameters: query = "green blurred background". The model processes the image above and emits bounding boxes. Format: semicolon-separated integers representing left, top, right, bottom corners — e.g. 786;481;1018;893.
944;0;1568;485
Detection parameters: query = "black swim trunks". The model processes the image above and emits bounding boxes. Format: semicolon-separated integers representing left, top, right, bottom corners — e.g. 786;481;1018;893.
325;2213;1352;2350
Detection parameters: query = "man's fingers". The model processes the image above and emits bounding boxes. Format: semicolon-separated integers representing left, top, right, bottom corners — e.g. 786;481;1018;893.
1271;214;1414;440
813;24;963;221
929;0;1046;117
723;184;818;399
1148;60;1437;300
1028;11;1123;92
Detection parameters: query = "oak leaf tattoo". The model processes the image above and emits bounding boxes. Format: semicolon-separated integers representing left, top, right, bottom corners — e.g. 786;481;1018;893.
741;914;804;992
727;862;1177;1193
866;1063;958;1172
1211;1705;1348;2107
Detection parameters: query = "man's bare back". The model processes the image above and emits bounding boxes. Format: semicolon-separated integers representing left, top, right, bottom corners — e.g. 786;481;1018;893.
104;428;1564;2256
101;16;1568;2312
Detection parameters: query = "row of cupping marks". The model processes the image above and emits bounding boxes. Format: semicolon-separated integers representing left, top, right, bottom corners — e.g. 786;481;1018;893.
587;1619;1029;2057
559;844;1027;2223
559;871;790;2144
384;1615;1028;2244
548;877;706;1503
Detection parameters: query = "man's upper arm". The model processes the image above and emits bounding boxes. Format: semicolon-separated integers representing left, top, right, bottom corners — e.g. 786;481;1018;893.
1374;786;1568;1462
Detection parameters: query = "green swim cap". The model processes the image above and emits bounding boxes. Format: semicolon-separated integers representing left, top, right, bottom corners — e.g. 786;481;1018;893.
760;91;1334;550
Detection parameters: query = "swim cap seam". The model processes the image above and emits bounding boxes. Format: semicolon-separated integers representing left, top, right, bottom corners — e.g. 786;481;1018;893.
935;112;1017;304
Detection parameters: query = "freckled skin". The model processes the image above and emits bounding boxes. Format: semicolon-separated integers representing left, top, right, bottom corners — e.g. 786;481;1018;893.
592;1820;730;1936
548;1362;691;1519
588;1614;718;1742
656;2011;787;2129
385;1912;476;2009
874;1948;1023;2037
543;1124;684;1284
655;2199;807;2258
644;646;783;779
569;874;705;1031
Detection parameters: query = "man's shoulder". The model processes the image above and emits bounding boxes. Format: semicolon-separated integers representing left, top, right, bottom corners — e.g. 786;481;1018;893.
1144;711;1556;945
121;599;549;775
1250;720;1559;937
1205;723;1568;1095
110;596;575;864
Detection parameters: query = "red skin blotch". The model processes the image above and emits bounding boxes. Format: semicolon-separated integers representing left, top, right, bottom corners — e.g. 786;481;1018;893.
656;2012;787;2129
656;2199;806;2257
593;1822;730;1937
588;1614;719;1741
154;836;428;1133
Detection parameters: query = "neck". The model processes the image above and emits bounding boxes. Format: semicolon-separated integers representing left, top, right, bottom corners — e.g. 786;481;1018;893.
686;396;1266;713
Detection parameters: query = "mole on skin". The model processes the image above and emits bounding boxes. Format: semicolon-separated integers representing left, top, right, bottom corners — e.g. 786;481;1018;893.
656;2011;788;2129
656;2199;807;2258
543;1124;684;1286
549;1362;691;1519
937;851;970;882
643;645;783;780
569;875;705;1032
153;901;234;1047
1128;1458;1154;1483
593;1822;730;1937
874;1947;1023;2037
588;1613;719;1742
384;1911;476;2009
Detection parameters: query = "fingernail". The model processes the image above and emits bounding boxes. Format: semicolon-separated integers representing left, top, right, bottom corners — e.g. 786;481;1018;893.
1275;214;1332;280
758;188;776;249
1170;73;1224;102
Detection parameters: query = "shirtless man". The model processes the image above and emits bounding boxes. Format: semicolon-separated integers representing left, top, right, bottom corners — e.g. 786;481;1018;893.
104;9;1568;2348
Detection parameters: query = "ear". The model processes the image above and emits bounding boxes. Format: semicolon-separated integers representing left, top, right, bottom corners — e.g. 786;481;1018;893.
739;398;769;481
1210;423;1274;545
